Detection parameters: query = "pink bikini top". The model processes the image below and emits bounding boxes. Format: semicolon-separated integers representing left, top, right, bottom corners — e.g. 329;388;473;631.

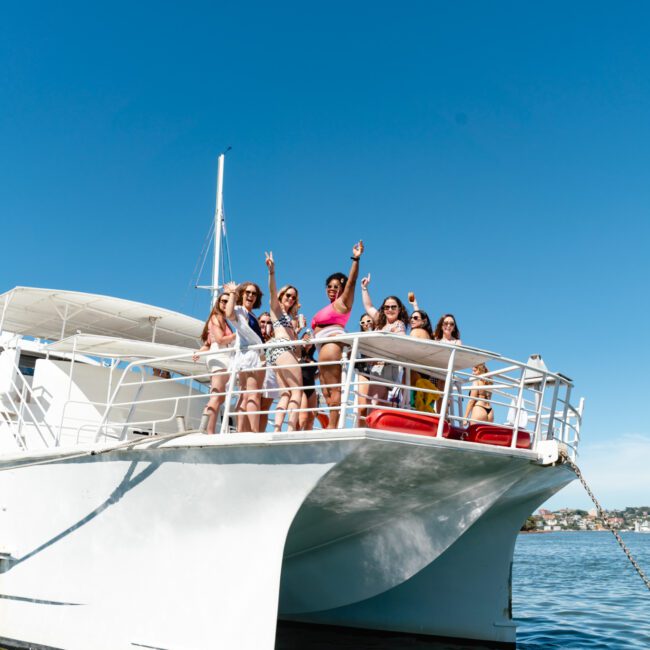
311;302;351;330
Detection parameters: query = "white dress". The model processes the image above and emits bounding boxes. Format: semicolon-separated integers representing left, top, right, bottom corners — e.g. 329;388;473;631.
205;319;235;372
228;306;264;371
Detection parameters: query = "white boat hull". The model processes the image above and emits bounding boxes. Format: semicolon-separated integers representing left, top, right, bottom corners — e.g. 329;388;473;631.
0;430;573;649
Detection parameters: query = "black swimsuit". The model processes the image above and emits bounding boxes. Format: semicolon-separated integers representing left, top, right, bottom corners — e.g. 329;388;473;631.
301;362;318;399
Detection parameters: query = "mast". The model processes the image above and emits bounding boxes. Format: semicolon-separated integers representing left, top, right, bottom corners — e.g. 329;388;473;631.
211;152;227;308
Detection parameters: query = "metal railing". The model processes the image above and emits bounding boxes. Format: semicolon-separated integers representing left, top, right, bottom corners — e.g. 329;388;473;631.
0;355;57;448
80;333;582;460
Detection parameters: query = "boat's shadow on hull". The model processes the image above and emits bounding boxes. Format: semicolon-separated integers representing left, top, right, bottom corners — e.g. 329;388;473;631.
275;621;513;649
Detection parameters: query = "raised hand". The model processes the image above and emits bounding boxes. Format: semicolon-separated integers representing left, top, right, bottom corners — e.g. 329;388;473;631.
352;240;364;258
361;273;371;289
224;281;238;294
265;251;275;273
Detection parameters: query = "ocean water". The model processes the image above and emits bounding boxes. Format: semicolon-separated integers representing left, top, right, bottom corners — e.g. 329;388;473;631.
276;532;650;649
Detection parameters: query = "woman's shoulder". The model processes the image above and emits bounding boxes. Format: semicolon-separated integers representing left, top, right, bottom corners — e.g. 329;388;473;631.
410;328;430;339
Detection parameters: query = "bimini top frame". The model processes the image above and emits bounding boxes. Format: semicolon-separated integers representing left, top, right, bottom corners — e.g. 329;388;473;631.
0;287;202;348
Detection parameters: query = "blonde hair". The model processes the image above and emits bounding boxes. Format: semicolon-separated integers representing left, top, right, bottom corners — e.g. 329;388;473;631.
473;363;493;386
277;284;300;317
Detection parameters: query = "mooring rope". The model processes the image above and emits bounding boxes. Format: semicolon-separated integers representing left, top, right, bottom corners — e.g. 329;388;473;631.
560;450;650;592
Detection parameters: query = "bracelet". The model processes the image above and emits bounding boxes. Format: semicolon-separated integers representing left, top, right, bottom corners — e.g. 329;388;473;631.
350;256;360;261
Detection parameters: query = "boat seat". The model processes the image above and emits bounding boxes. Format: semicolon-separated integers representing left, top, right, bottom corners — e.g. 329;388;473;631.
466;424;531;449
366;409;450;437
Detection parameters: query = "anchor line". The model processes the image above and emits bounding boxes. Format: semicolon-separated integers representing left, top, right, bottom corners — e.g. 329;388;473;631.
560;450;650;592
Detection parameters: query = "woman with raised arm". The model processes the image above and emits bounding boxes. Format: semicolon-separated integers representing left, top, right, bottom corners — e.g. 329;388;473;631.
359;274;408;408
433;314;462;345
311;240;364;429
223;280;265;433
264;252;303;432
360;274;409;334
193;292;237;433
407;309;440;412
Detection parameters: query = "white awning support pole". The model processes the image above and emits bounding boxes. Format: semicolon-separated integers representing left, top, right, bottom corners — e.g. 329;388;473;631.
212;153;226;308
60;304;69;340
0;291;13;334
436;348;456;437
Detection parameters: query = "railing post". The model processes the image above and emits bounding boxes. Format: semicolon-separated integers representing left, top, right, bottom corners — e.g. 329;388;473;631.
337;337;358;429
546;380;561;441
436;348;456;438
220;347;239;434
511;367;526;448
532;373;548;450
560;384;573;444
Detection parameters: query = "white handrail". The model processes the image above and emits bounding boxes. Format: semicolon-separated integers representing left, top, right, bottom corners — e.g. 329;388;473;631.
0;333;582;460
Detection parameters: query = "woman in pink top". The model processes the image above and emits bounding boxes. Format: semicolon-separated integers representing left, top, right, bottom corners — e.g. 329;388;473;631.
312;240;364;429
193;292;236;433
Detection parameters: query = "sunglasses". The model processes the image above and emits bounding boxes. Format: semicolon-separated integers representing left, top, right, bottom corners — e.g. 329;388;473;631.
443;320;455;327
327;283;340;290
219;299;229;305
410;315;421;321
383;304;398;311
284;293;297;300
244;290;258;296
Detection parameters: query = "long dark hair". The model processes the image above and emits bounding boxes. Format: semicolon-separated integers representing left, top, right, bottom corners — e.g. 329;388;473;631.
410;310;433;338
201;292;230;343
433;313;461;341
376;296;409;330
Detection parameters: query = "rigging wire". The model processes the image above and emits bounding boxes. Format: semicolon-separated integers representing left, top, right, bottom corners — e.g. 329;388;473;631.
221;202;234;284
180;217;214;315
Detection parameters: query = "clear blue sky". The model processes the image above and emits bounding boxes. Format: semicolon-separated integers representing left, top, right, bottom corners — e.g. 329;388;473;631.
1;2;648;509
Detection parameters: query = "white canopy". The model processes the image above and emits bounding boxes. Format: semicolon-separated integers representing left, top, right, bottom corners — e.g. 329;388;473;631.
46;334;207;378
356;333;496;372
0;287;203;348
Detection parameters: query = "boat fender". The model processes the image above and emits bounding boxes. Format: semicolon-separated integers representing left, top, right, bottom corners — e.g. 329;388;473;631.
536;439;560;465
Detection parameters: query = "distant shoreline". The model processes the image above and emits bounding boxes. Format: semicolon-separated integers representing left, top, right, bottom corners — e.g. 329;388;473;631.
519;529;644;535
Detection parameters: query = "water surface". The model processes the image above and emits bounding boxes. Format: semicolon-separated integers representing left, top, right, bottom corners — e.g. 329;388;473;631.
276;532;650;649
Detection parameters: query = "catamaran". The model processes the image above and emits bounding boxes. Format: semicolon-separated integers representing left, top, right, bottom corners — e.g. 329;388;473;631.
0;155;584;650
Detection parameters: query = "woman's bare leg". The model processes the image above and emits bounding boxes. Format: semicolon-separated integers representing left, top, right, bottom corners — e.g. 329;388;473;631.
299;391;317;431
238;369;264;432
273;391;290;431
357;374;371;425
318;342;343;429
274;351;303;431
259;396;274;432
205;370;228;433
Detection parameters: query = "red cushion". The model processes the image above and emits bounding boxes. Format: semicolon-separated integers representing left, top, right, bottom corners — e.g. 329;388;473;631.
366;409;449;437
446;425;467;441
467;424;531;449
